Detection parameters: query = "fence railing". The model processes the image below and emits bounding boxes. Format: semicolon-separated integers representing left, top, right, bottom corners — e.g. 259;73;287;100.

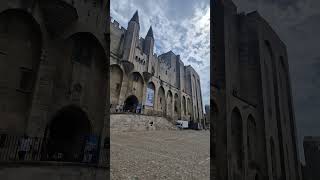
0;134;108;165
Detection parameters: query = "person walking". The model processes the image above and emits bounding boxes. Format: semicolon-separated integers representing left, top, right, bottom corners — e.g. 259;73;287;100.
18;135;31;160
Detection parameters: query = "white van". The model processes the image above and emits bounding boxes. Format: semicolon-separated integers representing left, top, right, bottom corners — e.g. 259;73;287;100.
176;120;188;129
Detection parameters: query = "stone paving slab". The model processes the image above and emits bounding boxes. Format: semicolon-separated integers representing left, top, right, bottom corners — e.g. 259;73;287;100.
110;130;210;180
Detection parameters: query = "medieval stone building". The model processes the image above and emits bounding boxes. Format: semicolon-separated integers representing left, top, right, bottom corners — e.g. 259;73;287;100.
109;11;204;124
0;0;109;179
212;0;302;179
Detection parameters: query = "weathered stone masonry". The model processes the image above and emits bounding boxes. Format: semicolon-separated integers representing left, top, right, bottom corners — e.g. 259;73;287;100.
212;0;302;180
0;0;109;179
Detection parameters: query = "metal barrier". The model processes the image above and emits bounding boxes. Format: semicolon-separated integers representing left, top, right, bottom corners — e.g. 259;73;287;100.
0;134;108;164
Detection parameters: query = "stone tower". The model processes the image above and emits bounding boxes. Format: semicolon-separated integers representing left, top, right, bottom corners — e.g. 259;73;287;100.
123;11;140;63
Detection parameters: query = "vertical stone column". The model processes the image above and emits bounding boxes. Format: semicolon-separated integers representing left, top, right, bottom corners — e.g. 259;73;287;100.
26;44;56;137
153;84;158;111
118;73;129;105
141;82;147;113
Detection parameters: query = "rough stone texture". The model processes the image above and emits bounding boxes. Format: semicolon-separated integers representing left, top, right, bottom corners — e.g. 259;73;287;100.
0;0;110;179
110;114;177;133
212;0;302;180
110;12;204;124
110;130;210;180
0;163;108;180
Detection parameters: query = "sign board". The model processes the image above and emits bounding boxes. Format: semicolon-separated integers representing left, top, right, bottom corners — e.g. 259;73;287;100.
145;87;154;106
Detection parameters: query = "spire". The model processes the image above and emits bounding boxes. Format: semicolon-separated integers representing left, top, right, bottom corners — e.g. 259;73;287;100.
130;10;139;24
146;26;154;39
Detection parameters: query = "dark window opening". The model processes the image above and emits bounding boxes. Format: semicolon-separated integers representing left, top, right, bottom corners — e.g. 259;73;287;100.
104;137;109;149
72;38;93;66
133;74;139;81
116;83;120;90
19;67;33;92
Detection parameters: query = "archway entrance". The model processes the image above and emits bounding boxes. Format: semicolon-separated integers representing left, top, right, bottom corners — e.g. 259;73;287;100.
46;105;92;162
123;95;139;112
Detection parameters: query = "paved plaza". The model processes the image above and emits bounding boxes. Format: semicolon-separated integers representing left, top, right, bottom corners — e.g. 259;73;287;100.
110;130;210;180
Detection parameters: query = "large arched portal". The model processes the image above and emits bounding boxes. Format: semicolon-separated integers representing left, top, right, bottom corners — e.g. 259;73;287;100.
46;105;92;162
123;95;139;112
110;65;123;106
128;72;144;102
53;32;107;133
0;10;42;133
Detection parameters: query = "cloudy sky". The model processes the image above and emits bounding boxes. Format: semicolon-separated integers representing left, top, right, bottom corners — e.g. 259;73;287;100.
232;0;320;163
110;0;210;111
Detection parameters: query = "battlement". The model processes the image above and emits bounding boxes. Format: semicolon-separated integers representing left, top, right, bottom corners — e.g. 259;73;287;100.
110;17;126;32
153;53;158;58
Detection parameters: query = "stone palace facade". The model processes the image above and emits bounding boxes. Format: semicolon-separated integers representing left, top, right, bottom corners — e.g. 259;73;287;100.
212;0;302;180
110;11;204;123
0;0;109;179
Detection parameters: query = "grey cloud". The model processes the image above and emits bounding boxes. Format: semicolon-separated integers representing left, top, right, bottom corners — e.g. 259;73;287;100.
187;57;204;66
112;0;210;110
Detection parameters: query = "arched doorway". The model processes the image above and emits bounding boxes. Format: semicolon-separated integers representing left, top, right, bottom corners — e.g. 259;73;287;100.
158;86;166;114
53;32;107;131
128;72;144;102
46;105;92;162
0;9;42;133
123;95;139;112
110;64;123;106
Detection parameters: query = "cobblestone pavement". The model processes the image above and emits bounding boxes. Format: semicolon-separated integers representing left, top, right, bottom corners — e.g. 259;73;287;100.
110;130;210;180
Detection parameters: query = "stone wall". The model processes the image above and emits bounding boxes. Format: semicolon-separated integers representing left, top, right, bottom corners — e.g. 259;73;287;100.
110;114;176;132
0;162;108;180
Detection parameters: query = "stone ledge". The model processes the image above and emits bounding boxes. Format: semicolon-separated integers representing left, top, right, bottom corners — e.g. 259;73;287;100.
0;161;108;169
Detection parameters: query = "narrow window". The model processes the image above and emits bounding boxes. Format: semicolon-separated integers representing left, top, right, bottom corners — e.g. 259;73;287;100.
19;67;33;92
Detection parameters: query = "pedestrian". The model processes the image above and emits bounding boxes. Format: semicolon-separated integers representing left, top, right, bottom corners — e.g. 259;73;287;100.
18;134;31;160
115;104;119;112
136;104;141;114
